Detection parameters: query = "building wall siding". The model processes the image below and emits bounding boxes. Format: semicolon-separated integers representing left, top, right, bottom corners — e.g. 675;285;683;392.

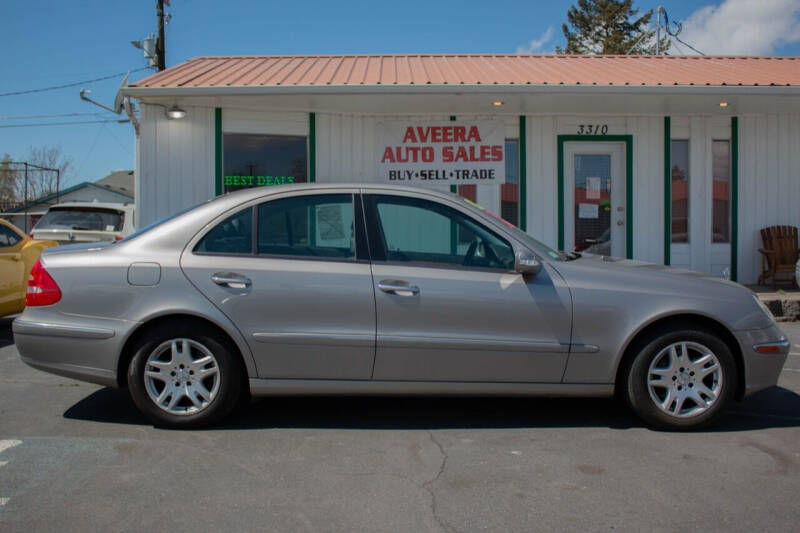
138;104;215;226
136;105;800;284
738;113;800;284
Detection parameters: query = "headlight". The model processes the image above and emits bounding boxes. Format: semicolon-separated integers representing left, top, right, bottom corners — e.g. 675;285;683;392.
753;293;776;322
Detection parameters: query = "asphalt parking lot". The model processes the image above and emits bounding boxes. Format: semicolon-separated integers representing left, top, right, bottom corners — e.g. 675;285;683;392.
1;316;799;532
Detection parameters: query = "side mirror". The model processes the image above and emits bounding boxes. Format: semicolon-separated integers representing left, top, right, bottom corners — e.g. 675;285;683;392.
515;249;542;276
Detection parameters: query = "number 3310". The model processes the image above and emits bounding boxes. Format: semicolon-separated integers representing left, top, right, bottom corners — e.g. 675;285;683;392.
577;124;609;134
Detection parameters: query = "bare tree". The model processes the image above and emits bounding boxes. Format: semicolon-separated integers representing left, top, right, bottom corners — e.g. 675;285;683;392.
23;146;73;201
0;154;15;211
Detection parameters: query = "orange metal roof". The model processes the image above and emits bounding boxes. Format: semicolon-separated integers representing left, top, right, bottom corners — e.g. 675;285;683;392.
132;54;800;89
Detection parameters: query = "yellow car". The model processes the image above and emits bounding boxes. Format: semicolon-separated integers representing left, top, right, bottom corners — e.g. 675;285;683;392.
0;218;58;317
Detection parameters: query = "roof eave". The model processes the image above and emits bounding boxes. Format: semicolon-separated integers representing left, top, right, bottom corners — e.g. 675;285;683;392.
124;84;800;98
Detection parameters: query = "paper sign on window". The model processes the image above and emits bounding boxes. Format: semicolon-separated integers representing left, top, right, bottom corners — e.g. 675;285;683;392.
586;177;601;200
578;203;599;219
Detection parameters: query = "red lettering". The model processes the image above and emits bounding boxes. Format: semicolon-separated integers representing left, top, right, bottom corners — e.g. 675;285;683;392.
442;146;454;162
422;146;434;162
396;147;409;163
467;126;481;142
454;127;466;142
455;146;469;162
381;147;396;163
419;127;431;143
480;145;491;160
431;127;442;142
402;128;417;143
491;145;503;161
442;127;453;143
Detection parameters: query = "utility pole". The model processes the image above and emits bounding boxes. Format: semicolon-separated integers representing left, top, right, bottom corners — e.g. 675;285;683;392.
656;6;664;56
156;0;166;71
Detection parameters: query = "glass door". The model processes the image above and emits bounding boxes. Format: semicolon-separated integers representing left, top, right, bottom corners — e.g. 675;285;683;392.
564;142;626;257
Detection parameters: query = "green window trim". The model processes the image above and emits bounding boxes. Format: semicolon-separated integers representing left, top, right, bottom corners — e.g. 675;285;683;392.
731;116;739;282
214;108;222;196
309;112;316;183
557;134;634;259
663;117;671;265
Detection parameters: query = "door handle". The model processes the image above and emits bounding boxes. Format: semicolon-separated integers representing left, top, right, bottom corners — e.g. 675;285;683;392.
378;280;420;296
211;272;252;289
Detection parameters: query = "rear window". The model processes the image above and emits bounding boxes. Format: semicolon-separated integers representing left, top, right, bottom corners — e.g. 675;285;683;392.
35;207;124;232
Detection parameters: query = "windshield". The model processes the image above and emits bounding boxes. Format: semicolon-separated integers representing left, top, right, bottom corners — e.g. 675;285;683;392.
457;196;567;261
35;207;124;232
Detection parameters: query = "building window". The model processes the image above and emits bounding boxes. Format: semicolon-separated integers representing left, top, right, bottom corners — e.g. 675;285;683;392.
712;140;731;243
501;139;520;226
671;140;689;243
456;139;520;227
222;134;307;194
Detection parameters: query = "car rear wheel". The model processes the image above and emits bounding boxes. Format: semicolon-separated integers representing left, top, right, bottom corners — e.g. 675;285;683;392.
625;328;737;430
127;323;242;428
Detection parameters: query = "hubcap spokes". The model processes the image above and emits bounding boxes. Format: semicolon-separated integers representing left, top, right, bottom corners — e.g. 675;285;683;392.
647;341;722;419
144;339;220;416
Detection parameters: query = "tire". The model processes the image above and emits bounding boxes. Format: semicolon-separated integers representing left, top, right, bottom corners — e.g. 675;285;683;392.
625;327;737;430
127;322;243;429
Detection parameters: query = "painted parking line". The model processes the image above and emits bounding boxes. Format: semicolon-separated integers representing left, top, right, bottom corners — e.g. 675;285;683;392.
0;440;21;508
0;440;21;454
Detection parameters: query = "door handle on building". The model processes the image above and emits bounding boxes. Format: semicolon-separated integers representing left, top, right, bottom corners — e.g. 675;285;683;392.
211;272;252;289
378;280;420;296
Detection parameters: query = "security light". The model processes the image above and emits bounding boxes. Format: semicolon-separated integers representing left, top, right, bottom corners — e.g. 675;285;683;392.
492;101;504;107
166;105;186;119
719;101;729;108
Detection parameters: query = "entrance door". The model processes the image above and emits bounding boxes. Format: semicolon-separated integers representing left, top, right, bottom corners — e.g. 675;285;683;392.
564;143;626;257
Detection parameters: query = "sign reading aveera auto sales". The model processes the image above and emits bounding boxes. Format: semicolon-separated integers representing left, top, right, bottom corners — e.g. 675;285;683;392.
378;121;505;185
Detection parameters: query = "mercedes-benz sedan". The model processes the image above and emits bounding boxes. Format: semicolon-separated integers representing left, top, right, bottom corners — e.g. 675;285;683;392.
15;185;788;429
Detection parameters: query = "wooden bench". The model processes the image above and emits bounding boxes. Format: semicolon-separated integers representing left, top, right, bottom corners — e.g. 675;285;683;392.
758;225;799;288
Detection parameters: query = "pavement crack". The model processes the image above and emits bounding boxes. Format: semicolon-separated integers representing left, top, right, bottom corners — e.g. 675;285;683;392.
423;431;455;533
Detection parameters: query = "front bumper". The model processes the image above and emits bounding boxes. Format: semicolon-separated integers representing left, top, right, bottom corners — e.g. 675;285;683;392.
735;323;790;397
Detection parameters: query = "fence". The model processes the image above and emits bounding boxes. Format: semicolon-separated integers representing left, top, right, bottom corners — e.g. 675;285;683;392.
0;162;60;231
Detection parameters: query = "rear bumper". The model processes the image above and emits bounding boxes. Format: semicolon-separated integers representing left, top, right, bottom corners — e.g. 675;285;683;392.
13;319;126;388
735;323;790;397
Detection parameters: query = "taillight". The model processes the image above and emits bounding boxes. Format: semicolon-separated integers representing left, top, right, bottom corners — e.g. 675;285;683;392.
115;235;123;241
26;260;62;307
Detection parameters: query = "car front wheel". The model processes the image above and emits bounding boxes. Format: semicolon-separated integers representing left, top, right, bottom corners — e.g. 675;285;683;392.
127;323;242;428
626;328;737;430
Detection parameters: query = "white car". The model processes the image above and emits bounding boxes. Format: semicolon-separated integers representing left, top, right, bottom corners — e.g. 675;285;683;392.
32;202;135;244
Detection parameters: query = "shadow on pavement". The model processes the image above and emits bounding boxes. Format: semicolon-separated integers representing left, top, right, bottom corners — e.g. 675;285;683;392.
0;317;16;349
64;385;800;432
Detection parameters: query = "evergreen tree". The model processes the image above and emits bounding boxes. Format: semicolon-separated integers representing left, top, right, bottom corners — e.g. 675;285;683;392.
557;0;670;55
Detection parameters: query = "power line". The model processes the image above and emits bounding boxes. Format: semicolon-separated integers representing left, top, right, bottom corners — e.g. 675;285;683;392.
0;112;105;121
0;119;129;128
0;68;149;98
658;7;706;56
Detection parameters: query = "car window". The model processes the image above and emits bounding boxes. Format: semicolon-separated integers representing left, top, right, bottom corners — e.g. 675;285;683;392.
368;195;514;270
0;225;21;248
257;194;355;259
35;207;123;232
194;207;253;254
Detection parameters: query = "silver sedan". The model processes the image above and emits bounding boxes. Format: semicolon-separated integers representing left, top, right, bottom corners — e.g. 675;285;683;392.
14;184;789;429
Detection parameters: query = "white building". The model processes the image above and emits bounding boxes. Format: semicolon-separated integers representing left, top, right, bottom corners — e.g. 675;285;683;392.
123;54;800;284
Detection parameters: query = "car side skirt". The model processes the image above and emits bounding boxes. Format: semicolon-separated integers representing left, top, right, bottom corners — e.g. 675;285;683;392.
249;379;613;397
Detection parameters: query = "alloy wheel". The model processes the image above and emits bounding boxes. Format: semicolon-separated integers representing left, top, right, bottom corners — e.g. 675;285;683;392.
143;338;221;416
646;341;723;418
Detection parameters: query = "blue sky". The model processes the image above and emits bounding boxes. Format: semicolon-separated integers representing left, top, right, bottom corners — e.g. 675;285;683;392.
2;0;798;187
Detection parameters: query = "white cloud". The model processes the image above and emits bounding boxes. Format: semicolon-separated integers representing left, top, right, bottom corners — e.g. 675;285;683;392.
677;0;800;55
517;26;555;54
